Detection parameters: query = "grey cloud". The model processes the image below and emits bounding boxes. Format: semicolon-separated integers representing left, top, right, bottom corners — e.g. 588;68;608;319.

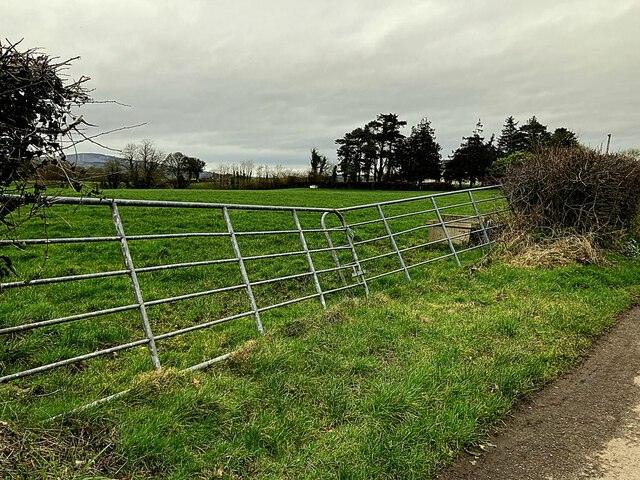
4;0;639;170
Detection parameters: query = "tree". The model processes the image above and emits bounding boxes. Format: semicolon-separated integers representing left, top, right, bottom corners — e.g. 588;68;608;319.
401;118;442;183
238;160;254;187
137;139;164;188
1;40;92;209
103;157;123;189
120;143;140;188
334;114;407;183
486;151;532;178
357;125;378;182
519;116;551;152
309;148;328;182
444;121;497;187
165;152;189;188
186;157;205;182
335;130;361;182
497;116;525;156
549;127;579;149
117;140;165;188
368;113;407;182
1;40;94;277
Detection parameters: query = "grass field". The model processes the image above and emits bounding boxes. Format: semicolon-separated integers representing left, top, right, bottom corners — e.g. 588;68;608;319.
1;187;639;479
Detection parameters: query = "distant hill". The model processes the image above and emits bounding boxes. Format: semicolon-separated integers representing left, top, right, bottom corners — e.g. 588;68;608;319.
66;153;114;168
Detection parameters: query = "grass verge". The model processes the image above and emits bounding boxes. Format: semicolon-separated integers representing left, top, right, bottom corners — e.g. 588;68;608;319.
3;252;639;478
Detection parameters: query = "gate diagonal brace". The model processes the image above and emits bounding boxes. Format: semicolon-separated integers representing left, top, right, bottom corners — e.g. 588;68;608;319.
222;206;264;334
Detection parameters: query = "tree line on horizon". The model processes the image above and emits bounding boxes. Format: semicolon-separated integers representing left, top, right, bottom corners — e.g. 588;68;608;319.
54;140;207;189
325;114;580;187
53;115;582;191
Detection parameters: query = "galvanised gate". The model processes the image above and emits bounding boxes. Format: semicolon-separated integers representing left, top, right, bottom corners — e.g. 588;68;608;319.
0;186;504;414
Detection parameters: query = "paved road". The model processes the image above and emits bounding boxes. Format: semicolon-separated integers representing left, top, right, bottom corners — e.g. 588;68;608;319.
437;306;640;480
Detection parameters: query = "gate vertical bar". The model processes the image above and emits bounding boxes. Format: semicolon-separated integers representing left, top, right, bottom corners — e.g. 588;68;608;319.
376;204;411;282
430;197;461;267
334;212;369;295
468;190;491;249
320;212;347;286
222;207;264;334
292;210;326;309
110;202;161;370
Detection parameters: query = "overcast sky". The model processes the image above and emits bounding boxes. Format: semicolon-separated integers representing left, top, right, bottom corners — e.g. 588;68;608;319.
4;0;639;170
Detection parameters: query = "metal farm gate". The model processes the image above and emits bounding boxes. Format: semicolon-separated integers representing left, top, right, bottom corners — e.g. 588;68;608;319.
0;186;504;414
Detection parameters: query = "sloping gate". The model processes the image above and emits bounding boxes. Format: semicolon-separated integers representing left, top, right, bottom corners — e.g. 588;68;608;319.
0;186;504;414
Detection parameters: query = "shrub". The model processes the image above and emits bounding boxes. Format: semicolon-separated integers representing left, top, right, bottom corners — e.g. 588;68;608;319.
501;147;640;241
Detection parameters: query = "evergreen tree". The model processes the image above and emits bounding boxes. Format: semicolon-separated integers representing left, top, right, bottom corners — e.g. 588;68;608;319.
519;116;551;151
368;113;406;182
549;127;579;148
444;121;497;187
335;130;360;182
401;118;442;183
359;125;377;182
497;116;525;156
309;148;328;181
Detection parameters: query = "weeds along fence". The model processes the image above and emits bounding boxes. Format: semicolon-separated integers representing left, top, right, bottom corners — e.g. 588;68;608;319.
0;187;504;414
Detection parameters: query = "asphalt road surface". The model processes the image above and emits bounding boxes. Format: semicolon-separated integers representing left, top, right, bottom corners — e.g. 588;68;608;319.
437;306;640;480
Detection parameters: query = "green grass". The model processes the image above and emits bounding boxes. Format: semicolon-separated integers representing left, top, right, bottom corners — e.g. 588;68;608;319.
1;188;639;479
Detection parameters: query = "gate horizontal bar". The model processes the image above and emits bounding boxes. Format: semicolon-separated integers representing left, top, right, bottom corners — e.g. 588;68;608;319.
154;311;254;340
144;284;246;307
0;236;120;246
0;303;140;334
0;194;336;212
336;185;498;211
0;338;150;383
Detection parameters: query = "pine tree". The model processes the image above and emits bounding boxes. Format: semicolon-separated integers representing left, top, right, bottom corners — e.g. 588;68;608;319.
401;118;442;183
549;127;579;148
367;113;406;182
444;120;497;186
519;116;551;151
497;116;524;156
